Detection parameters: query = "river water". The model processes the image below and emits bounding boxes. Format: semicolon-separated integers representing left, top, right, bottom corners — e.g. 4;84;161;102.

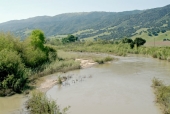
1;55;170;114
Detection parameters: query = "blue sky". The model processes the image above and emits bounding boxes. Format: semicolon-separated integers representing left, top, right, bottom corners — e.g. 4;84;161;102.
0;0;170;23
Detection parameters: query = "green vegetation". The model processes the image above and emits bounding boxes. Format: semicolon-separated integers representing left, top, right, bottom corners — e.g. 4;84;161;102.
132;29;170;43
26;91;70;114
1;5;170;40
0;31;81;96
0;32;29;96
62;35;78;44
95;56;113;64
152;78;170;114
133;37;146;47
48;38;170;62
0;31;118;96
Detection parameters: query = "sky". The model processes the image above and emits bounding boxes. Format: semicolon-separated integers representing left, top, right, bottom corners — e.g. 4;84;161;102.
0;0;170;23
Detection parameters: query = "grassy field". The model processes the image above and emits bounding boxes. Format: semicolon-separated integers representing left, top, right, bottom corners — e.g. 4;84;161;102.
132;29;170;42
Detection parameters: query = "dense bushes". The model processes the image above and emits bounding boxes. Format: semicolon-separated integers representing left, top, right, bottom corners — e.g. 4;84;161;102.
62;35;78;44
22;47;48;67
0;30;57;95
22;30;50;68
0;49;27;93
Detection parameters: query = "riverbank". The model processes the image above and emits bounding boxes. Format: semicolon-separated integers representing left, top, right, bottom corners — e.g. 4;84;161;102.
152;78;170;114
1;53;170;114
45;55;168;114
37;57;109;92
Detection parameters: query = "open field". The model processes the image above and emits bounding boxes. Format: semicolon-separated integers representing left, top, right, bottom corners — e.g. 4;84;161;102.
145;41;170;47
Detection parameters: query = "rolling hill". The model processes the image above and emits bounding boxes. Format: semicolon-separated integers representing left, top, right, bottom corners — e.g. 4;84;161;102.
0;4;170;40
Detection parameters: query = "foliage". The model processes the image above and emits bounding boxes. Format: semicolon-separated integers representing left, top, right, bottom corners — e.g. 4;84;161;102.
134;37;146;47
152;77;163;87
0;49;27;93
95;56;114;64
152;78;170;114
22;47;48;67
26;91;70;114
0;32;22;52
30;29;45;50
121;38;133;44
62;35;78;44
0;31;57;95
22;30;50;67
52;39;170;62
95;59;104;64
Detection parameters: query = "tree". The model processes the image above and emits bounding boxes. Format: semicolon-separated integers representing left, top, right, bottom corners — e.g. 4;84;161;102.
161;30;166;33
67;35;78;42
0;49;27;92
134;37;146;47
23;29;49;67
30;29;45;50
62;35;78;44
121;38;133;44
152;31;158;36
148;33;152;36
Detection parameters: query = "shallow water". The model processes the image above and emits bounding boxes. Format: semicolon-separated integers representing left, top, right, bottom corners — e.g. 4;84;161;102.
0;94;24;114
1;55;170;114
46;56;170;114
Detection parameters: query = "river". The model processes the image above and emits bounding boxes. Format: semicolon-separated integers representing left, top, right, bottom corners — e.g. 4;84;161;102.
1;55;170;114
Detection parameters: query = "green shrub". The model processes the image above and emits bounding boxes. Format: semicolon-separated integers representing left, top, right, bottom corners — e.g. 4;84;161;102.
0;49;27;92
95;59;104;64
104;56;113;62
26;91;70;114
152;78;170;114
152;78;163;87
0;32;22;52
22;47;48;67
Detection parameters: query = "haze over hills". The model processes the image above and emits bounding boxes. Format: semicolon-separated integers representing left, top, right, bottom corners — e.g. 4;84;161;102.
0;4;170;40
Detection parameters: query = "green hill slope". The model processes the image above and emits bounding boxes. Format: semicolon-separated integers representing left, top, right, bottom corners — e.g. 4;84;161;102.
0;4;170;40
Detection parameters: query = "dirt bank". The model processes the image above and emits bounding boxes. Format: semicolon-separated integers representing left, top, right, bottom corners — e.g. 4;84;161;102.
37;58;97;92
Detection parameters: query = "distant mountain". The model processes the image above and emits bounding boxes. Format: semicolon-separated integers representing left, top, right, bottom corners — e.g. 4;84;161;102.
0;4;170;40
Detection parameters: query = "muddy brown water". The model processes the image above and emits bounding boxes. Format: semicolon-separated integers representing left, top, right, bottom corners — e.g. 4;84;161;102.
46;56;170;114
1;55;170;114
0;94;25;114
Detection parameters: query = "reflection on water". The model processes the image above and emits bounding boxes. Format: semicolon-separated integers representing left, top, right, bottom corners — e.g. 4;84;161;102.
1;55;170;114
47;56;170;114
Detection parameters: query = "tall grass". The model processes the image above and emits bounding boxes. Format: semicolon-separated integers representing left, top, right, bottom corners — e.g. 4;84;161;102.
32;60;80;78
53;41;170;62
26;91;70;114
152;78;170;114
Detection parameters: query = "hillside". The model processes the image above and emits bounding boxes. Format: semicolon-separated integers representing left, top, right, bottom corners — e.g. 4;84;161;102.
0;4;170;40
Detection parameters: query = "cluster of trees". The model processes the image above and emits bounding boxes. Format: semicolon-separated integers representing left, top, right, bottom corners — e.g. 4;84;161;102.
62;35;78;44
121;37;146;48
147;27;167;36
0;30;56;96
